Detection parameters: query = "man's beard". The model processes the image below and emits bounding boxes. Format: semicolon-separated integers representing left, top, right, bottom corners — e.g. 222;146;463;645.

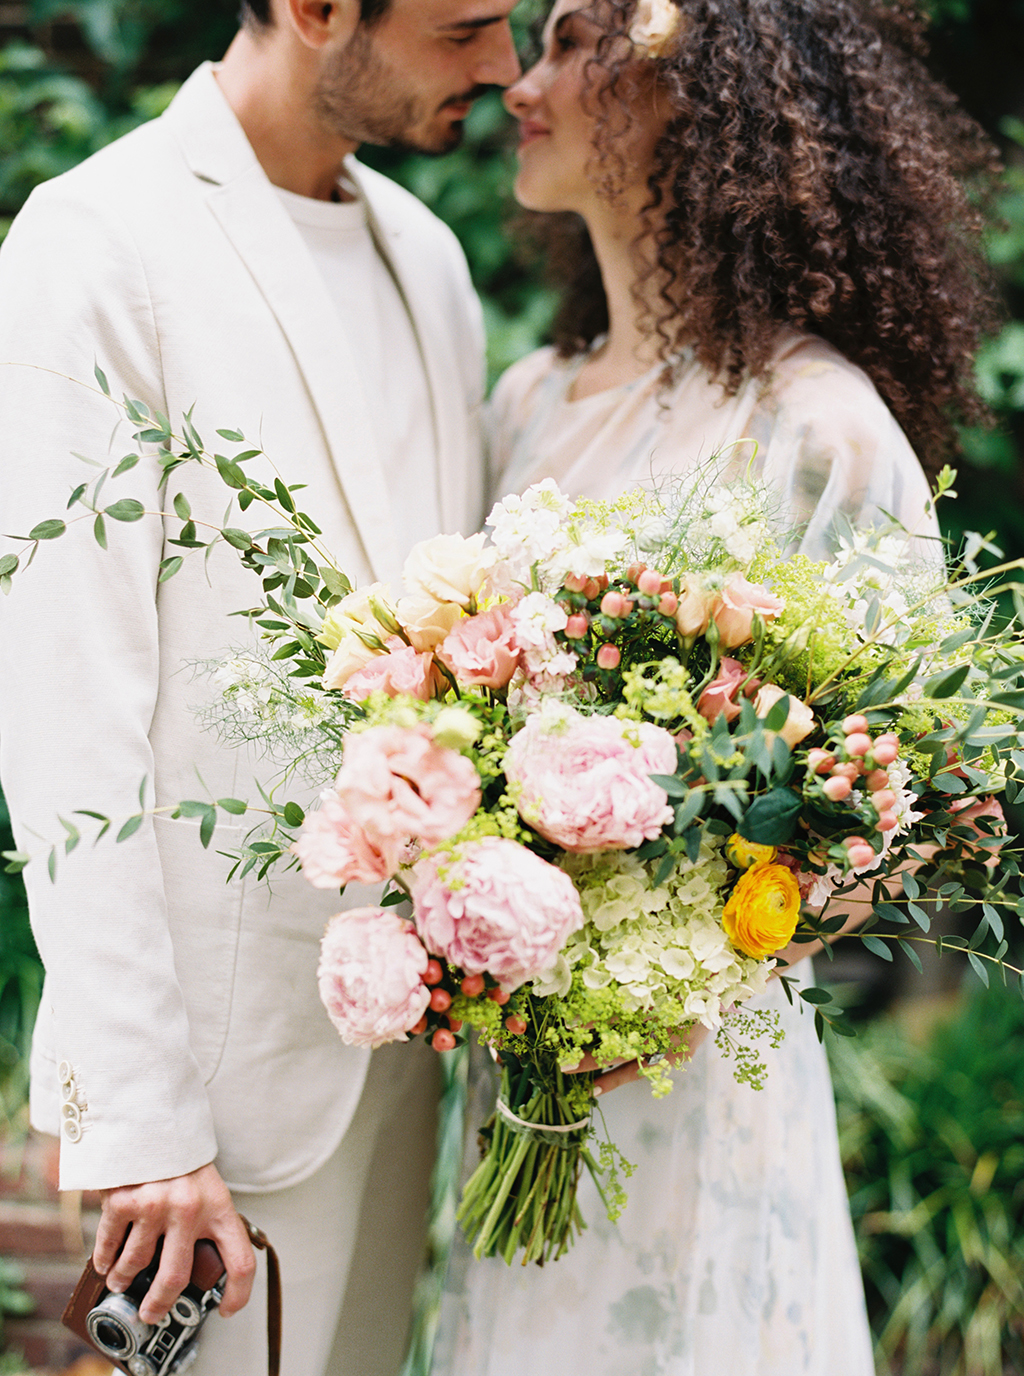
316;28;485;155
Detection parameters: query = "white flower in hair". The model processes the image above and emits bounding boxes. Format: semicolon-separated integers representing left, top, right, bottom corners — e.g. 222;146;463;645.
630;0;682;58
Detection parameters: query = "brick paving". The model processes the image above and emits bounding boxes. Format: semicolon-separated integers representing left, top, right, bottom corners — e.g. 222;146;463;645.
0;1131;105;1374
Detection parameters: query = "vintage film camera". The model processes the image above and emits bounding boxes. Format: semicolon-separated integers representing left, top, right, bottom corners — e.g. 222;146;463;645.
73;1237;226;1376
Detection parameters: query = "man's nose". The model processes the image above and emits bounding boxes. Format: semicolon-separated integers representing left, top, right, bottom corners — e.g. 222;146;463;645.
473;21;522;88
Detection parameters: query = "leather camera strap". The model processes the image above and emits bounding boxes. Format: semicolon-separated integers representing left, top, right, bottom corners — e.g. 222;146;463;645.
240;1216;282;1376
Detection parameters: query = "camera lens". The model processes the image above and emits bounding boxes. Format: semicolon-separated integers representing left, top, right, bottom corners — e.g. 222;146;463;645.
94;1318;129;1353
86;1294;152;1359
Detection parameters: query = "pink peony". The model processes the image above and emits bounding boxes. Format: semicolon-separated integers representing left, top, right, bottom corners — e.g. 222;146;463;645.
697;656;747;724
504;708;676;852
711;575;784;648
437;604;521;689
318;908;431;1047
336;724;481;848
412;838;584;991
342;636;439;703
293;789;403;886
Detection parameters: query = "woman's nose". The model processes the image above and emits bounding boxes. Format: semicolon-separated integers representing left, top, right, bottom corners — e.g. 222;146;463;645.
503;64;542;118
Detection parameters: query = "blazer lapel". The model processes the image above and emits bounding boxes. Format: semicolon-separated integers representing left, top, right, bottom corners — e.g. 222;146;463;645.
162;65;404;585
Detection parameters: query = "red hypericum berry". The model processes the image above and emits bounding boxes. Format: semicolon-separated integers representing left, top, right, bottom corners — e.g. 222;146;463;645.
596;573;610;591
600;591;626;618
583;578;601;601
877;810;899;831
446;1017;464;1032
657;591;679;617
461;973;485;998
432;1029;457;1052
865;769;889;791
873;740;899;765
626;562;647;585
564;572;589;593
637;568;663;596
843;714;869;734
596;644;621;670
424;959;444;986
847;844;876;869
409;1015;428;1036
871;789;897;812
429;987;452;1013
487;987;511;1006
845;732;872;758
823;775;853;802
808;749;835;775
565;614;589;639
505;1015;528;1035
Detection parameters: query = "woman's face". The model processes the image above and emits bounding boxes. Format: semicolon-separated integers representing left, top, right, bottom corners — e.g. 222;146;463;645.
503;0;664;219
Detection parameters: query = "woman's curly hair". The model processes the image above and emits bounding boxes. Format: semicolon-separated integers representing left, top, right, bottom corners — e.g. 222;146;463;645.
535;0;1002;474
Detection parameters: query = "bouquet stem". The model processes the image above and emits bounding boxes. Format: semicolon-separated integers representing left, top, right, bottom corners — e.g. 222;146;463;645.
457;1056;597;1265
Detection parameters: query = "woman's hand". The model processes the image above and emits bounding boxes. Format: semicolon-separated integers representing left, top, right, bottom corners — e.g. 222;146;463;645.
562;1022;712;1096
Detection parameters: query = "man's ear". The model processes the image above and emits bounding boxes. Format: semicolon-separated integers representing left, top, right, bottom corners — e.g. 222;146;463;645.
281;0;360;50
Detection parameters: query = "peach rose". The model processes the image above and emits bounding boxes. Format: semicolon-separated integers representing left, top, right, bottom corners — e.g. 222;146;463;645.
711;575;784;649
675;576;716;638
697;656;747;724
323;631;384;691
753;684;816;748
438;604;520;689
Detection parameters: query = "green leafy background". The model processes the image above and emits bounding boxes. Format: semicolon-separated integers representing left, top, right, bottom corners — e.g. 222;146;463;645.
0;1;1022;1369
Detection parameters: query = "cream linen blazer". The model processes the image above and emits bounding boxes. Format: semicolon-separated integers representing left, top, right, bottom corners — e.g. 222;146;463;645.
0;64;485;1192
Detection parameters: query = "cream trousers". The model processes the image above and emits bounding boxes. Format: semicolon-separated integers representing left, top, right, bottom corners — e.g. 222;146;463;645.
189;1038;439;1376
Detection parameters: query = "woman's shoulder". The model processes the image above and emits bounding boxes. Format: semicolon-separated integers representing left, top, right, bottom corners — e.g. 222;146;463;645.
490;345;565;417
765;333;897;431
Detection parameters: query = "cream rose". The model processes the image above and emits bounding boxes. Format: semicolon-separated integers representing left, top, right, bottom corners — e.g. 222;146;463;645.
402;532;496;610
754;684;816;748
630;0;682;58
395;592;464;652
323;630;383;691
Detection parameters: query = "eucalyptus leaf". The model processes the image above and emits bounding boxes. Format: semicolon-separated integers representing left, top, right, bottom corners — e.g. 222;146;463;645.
105;499;145;523
28;519;66;541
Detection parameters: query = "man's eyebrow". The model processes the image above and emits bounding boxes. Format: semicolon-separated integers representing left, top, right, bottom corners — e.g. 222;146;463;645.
436;14;507;32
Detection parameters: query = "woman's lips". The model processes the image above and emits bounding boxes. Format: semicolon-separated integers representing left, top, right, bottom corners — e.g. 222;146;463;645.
518;122;551;150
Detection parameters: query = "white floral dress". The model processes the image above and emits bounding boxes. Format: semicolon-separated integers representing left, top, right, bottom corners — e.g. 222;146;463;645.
432;333;938;1376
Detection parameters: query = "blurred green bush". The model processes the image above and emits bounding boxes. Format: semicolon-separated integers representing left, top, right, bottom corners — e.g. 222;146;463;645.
832;983;1024;1376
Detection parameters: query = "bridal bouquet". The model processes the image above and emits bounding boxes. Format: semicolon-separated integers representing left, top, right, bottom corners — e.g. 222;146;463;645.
7;393;1024;1266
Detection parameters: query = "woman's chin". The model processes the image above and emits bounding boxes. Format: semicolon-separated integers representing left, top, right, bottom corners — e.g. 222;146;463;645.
512;171;583;216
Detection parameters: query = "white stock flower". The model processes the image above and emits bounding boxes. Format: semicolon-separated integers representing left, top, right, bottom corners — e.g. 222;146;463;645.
630;0;682;58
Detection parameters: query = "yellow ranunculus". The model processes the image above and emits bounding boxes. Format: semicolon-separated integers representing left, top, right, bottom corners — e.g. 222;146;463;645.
722;863;800;959
725;833;777;871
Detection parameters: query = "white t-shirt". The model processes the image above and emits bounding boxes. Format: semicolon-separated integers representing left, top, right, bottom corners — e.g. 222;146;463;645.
275;183;441;556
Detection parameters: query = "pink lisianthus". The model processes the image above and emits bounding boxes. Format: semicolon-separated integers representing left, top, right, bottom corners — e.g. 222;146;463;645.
336;724;481;848
342;636;440;703
413;838;584;991
697;656;747;724
711;575;784;649
292;789;403;886
318;908;431;1047
504;708;676;852
437;604;520;689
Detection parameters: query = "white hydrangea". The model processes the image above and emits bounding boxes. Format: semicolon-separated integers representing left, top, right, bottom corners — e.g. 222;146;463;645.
536;844;769;1029
487;480;572;587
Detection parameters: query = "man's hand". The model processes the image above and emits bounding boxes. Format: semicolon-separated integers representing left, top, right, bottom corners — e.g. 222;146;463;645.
93;1162;256;1323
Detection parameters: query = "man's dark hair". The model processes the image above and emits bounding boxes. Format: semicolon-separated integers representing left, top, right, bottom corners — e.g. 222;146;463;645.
240;0;391;27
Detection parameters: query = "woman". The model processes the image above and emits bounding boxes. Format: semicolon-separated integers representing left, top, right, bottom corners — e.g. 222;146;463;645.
433;2;998;1372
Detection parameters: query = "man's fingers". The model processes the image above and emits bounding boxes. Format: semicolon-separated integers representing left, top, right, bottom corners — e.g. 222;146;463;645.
136;1227;197;1323
210;1216;257;1318
92;1205;131;1276
102;1220;160;1297
592;1060;642;1095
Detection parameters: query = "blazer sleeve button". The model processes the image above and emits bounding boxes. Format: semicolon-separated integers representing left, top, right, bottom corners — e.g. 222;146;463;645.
58;1060;73;1083
62;1119;83;1143
61;1102;81;1123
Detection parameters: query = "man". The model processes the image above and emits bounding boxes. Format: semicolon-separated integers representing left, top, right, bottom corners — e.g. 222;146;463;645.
0;2;519;1372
